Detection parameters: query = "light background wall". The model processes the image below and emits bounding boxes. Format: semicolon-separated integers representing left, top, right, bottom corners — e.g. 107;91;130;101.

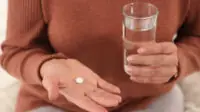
0;0;7;43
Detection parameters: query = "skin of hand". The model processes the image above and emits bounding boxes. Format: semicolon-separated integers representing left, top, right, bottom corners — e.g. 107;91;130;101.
125;42;178;84
40;59;122;112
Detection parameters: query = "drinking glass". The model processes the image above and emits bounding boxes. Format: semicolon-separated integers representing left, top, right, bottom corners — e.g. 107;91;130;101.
122;2;159;69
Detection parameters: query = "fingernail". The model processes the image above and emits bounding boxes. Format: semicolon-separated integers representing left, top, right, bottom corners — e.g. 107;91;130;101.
116;88;121;94
124;65;132;71
130;77;136;81
138;48;146;53
124;65;132;72
127;56;133;62
118;96;122;102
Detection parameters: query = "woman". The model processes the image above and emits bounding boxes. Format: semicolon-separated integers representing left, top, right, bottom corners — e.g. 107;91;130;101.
1;0;200;112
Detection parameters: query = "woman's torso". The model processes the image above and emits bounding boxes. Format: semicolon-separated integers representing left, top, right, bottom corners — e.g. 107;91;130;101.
19;0;190;111
45;0;188;95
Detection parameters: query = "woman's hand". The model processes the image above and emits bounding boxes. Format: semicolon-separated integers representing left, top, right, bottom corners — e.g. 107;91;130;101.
40;59;121;112
125;42;178;84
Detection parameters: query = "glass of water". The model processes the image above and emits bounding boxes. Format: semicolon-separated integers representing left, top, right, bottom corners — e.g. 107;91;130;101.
122;2;159;68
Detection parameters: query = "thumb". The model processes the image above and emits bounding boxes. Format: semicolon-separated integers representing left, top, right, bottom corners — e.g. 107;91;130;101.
42;75;59;101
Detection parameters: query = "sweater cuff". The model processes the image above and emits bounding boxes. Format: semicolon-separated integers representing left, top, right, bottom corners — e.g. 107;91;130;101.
22;52;67;85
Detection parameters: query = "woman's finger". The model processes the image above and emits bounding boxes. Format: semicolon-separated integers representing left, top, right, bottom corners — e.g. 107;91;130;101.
60;88;107;112
125;65;177;77
97;77;121;94
151;77;171;83
130;76;170;84
80;78;121;107
42;75;60;101
86;88;121;107
137;42;177;54
127;54;178;66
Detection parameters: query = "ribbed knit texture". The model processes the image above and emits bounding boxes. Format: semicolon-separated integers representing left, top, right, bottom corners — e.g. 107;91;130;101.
0;0;200;112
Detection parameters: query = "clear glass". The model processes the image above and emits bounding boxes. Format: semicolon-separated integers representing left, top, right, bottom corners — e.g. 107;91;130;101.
122;2;159;68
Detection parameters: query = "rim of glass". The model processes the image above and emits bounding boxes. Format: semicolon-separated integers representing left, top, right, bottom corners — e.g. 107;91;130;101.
123;2;159;20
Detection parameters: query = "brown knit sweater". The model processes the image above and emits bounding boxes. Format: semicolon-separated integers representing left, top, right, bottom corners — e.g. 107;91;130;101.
1;0;200;112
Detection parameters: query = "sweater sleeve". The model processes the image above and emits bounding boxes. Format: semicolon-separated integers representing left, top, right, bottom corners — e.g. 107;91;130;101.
0;0;67;85
175;0;200;79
